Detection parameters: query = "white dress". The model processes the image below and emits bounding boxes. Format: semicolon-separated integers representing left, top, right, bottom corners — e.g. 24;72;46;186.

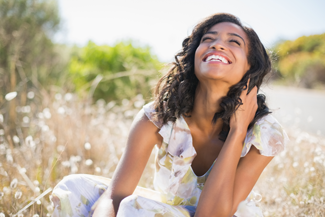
51;101;289;217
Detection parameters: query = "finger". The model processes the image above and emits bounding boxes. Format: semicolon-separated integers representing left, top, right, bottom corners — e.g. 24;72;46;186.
247;78;250;89
244;78;250;95
251;85;258;94
247;86;258;101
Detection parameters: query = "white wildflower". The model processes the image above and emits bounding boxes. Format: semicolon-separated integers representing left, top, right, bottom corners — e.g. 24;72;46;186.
42;125;49;132
57;145;65;152
71;166;78;173
3;187;10;194
84;142;91;150
106;101;116;110
25;136;36;148
122;99;129;106
85;159;93;166
33;180;39;186
47;204;54;212
5;92;17;101
27;91;35;99
64;93;73;101
55;93;62;100
13;135;20;144
10;178;18;188
95;167;101;173
43;108;51;119
22;116;30;123
61;161;71;167
57;107;65;114
15;190;22;199
21;106;31;113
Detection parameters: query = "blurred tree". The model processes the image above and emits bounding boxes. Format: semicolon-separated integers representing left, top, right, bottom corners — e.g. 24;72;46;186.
69;41;162;102
273;33;325;88
0;0;66;134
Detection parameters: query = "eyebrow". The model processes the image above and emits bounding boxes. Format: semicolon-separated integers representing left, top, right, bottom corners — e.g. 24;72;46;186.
204;31;246;45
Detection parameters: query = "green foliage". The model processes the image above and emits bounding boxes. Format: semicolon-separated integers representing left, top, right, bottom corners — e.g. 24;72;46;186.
69;41;162;102
0;0;67;135
274;33;325;88
0;0;66;94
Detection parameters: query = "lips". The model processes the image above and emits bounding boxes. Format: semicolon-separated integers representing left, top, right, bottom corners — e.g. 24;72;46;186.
203;52;232;64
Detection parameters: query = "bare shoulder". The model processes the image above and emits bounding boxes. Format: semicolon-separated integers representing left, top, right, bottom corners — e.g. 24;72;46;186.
128;108;163;149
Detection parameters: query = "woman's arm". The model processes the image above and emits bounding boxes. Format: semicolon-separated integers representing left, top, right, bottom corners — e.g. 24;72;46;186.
195;83;273;217
92;109;162;217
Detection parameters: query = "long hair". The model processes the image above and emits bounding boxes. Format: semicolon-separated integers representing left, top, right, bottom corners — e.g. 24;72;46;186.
153;13;272;141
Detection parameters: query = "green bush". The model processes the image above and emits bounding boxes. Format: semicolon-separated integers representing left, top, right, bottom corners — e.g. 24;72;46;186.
69;41;162;102
0;0;66;135
273;33;325;88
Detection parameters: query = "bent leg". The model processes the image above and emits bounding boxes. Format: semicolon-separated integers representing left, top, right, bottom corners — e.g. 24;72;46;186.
51;174;109;217
117;195;196;217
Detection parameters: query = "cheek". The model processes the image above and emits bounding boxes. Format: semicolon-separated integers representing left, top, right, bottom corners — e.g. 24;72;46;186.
238;51;250;71
194;47;202;69
194;46;202;60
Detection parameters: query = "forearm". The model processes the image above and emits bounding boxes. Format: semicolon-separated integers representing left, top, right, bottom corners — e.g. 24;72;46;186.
195;129;246;217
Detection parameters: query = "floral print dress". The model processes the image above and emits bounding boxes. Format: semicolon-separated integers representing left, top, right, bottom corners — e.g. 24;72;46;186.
51;102;289;217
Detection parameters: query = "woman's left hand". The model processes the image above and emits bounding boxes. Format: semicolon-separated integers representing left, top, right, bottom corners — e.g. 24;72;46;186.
229;79;258;132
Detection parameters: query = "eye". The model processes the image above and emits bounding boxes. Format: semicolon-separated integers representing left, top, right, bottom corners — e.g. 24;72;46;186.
230;39;241;46
201;37;213;42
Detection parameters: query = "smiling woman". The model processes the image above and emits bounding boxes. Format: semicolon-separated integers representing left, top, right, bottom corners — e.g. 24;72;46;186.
51;13;289;217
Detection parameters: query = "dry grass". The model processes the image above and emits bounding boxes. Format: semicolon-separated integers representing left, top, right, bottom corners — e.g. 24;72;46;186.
0;90;324;216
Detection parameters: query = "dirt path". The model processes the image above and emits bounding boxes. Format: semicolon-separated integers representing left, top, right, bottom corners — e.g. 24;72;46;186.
260;85;325;137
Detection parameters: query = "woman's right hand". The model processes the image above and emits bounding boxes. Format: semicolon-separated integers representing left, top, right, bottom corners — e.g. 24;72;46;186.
91;192;116;217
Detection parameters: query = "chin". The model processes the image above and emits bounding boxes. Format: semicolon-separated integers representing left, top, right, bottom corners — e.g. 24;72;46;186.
197;70;227;80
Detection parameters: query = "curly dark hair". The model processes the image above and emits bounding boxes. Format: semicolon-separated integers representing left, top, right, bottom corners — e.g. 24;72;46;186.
153;13;272;141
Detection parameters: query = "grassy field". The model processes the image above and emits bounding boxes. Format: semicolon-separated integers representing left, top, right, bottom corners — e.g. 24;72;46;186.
0;90;325;217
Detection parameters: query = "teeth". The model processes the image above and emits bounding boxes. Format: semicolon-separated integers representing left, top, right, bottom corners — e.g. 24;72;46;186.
206;55;228;64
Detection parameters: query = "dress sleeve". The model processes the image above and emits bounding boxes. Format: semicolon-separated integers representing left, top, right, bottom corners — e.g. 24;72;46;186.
142;101;163;128
241;114;289;157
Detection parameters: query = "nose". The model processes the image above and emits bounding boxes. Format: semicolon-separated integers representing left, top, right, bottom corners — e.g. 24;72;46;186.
209;38;226;50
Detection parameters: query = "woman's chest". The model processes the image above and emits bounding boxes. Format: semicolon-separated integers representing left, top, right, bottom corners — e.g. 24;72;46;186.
191;135;224;176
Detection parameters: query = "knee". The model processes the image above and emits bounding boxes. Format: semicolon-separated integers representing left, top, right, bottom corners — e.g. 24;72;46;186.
116;195;140;217
119;195;139;208
121;195;139;204
53;174;86;191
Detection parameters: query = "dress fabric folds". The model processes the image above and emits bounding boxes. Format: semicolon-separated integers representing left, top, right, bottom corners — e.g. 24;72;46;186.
51;102;289;217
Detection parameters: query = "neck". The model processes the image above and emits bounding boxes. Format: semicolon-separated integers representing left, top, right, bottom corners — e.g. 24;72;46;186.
188;81;230;135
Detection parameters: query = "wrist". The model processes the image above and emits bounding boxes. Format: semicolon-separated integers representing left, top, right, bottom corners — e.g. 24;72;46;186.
229;127;247;140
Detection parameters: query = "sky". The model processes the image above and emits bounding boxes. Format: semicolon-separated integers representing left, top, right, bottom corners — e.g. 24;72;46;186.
56;0;325;62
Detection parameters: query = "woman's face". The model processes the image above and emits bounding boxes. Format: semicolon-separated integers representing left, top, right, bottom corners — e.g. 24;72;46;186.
194;22;250;86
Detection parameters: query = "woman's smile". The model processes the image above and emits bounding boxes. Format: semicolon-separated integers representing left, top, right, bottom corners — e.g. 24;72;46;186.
203;51;232;64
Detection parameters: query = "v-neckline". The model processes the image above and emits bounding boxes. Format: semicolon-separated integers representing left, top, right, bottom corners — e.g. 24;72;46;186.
190;158;217;178
179;114;218;178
